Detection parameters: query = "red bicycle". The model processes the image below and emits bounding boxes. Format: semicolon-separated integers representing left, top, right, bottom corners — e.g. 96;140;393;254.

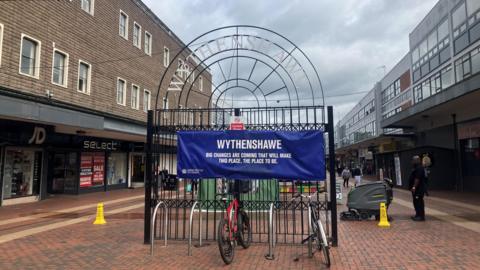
217;193;252;264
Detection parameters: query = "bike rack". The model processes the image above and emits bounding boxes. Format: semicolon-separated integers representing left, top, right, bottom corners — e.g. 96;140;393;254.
151;201;168;256
265;202;277;260
188;201;203;256
307;204;313;258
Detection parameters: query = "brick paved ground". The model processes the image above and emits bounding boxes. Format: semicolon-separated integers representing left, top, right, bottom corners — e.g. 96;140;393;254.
0;183;479;270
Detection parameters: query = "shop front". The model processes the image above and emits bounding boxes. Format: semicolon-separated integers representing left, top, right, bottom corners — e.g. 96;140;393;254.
1;119;139;206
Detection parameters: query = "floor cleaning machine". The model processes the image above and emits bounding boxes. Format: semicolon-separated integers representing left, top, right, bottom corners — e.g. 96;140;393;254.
340;178;394;221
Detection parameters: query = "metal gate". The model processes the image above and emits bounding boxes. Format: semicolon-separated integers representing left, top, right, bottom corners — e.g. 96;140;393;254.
144;26;337;249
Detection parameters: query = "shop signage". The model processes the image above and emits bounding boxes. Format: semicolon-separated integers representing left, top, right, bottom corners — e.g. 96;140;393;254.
83;140;118;151
229;116;245;130
28;127;46;145
177;130;326;180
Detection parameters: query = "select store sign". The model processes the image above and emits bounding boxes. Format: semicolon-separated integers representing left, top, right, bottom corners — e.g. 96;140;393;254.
83;140;119;151
80;152;105;187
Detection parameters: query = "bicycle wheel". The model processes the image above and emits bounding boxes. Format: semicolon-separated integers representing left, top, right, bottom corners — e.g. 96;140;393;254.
317;219;331;267
217;218;234;265
237;210;252;249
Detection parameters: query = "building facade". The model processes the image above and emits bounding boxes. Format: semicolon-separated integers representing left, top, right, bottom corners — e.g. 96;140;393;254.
0;0;211;205
336;0;480;192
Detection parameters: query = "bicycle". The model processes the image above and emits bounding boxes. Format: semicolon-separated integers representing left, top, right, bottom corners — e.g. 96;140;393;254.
216;192;252;265
292;192;331;267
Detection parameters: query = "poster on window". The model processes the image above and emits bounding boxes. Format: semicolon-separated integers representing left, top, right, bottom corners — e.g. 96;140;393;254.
80;153;93;187
92;153;105;185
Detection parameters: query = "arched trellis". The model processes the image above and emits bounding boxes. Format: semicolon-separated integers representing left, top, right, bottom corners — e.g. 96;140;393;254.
154;25;325;117
145;25;338;250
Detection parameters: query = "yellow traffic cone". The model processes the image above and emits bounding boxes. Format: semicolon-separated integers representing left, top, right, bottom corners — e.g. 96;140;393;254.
93;203;107;225
378;202;390;228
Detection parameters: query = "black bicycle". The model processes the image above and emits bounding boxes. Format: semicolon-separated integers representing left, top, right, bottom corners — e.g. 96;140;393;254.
292;192;330;267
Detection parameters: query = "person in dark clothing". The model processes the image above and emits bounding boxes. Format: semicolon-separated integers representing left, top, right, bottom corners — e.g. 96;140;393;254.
408;156;426;221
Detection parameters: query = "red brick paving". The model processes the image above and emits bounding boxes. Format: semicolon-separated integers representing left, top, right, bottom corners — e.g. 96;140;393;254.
0;186;479;269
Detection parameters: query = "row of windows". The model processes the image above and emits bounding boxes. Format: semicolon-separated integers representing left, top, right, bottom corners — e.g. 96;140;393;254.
118;10;152;56
14;32;93;94
455;44;480;83
344;121;376;145
412;19;449;67
116;78;151;112
413;65;453;104
381;79;400;104
412;43;450;83
346;100;375;128
383;107;402;120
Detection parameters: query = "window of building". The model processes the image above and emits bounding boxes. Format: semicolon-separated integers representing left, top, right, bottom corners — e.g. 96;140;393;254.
422;80;431;100
441;65;453;89
163;47;170;67
19;34;41;78
81;0;94;15
52;49;69;87
438;19;449;41
412;47;420;64
414;85;422;103
116;78;126;105
467;0;480;17
419;39;428;58
80;152;104;188
0;23;3;67
119;11;128;40
471;47;480;74
455;54;471;82
131;84;139;109
452;3;467;34
143;90;151;112
394;79;400;95
107;153;127;186
427;30;438;52
431;73;441;94
77;60;91;94
144;31;152;55
133;22;141;48
199;75;203;91
2;148;42;199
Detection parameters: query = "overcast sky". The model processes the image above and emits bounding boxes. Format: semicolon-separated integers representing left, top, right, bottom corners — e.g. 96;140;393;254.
143;0;438;121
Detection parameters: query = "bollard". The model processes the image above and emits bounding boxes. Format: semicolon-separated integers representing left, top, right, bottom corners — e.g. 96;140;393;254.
93;203;107;225
377;202;390;228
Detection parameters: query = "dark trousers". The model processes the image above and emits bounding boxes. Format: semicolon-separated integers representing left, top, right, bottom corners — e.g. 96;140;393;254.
412;192;425;218
343;178;349;187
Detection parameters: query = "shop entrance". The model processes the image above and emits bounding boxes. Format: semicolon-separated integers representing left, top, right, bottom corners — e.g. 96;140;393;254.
130;154;145;187
48;152;78;194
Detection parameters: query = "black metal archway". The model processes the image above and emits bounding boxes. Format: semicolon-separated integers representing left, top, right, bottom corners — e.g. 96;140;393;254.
145;25;337;249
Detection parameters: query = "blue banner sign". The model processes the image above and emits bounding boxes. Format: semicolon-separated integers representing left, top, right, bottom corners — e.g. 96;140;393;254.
177;130;325;180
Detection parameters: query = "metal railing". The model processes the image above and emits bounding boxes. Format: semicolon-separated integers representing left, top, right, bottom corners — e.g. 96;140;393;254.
188;201;204;256
151;201;168;256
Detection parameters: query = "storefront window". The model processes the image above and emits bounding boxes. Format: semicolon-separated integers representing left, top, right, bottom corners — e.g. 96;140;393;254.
80;152;105;188
2;148;42;199
107;153;127;185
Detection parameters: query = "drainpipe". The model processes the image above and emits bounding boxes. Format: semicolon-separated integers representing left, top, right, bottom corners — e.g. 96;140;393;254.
452;114;463;192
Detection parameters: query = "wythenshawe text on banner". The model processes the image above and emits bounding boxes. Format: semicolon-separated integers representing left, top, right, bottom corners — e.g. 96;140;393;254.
177;130;326;180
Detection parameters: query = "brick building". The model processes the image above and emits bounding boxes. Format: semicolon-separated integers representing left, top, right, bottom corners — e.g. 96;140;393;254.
0;0;211;205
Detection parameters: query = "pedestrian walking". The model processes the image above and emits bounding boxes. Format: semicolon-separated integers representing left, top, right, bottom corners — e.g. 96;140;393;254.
341;167;351;188
409;155;426;221
353;166;362;187
191;179;199;194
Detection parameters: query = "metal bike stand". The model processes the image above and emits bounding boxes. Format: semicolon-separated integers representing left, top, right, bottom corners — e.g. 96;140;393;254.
265;202;276;260
151;201;168;256
307;205;313;258
188;201;203;256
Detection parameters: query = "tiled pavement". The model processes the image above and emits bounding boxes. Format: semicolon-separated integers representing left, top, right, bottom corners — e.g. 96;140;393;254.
0;183;479;269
